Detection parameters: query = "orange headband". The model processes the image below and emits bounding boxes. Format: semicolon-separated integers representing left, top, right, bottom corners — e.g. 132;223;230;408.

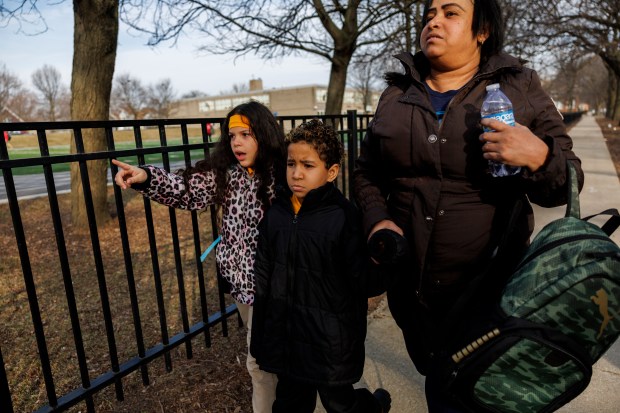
229;114;251;129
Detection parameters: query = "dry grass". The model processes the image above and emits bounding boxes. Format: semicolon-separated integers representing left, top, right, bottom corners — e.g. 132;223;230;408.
8;125;207;149
0;188;251;412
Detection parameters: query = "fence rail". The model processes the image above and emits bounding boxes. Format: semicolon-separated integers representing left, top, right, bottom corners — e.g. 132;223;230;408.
0;112;371;413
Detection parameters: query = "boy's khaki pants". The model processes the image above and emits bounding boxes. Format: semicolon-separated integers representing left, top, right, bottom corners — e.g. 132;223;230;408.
236;302;278;413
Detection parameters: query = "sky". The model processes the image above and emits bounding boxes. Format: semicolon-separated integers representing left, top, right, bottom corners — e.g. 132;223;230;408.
0;1;331;97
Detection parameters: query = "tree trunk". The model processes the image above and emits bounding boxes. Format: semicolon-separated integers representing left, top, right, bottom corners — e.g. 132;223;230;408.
599;52;620;122
325;53;353;115
69;0;118;227
612;77;620;123
611;73;620;122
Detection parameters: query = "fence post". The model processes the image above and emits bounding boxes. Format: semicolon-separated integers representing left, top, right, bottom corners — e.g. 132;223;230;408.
346;110;358;199
0;346;13;413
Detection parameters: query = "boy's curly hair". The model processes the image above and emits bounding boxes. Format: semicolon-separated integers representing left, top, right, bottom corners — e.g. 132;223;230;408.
286;119;344;168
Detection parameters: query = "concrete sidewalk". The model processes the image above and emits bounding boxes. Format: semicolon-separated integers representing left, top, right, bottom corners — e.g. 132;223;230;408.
318;115;620;412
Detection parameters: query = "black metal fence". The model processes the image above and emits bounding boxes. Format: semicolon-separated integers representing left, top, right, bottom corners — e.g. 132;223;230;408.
0;111;371;413
0;109;580;412
561;110;586;126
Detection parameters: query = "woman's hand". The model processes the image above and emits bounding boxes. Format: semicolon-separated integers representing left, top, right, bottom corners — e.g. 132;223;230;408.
479;119;549;173
112;159;147;189
368;219;404;240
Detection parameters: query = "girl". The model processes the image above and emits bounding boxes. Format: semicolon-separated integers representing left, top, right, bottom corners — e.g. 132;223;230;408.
112;100;285;413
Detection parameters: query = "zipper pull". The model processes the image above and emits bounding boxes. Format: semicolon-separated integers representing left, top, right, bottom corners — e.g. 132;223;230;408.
292;214;298;224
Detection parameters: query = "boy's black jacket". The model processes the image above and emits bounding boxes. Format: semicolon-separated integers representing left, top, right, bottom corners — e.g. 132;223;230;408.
250;182;375;386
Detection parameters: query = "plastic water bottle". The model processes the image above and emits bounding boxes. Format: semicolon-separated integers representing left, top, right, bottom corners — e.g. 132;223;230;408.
481;83;521;177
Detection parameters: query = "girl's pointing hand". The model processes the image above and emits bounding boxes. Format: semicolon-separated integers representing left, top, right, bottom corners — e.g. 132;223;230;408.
112;159;147;189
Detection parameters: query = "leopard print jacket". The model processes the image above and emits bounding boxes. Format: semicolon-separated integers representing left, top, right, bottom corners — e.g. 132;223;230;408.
137;163;275;305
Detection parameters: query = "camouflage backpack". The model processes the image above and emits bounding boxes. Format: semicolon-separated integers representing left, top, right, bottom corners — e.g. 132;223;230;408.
442;162;620;413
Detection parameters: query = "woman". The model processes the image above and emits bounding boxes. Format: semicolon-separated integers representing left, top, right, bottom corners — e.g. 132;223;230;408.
353;0;583;411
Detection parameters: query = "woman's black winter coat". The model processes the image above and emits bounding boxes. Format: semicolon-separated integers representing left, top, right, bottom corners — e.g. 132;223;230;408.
250;183;370;386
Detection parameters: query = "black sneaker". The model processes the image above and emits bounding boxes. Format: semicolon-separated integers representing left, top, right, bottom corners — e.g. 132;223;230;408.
373;388;391;413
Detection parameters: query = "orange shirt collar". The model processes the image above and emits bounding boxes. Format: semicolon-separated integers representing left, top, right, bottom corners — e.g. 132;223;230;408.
291;194;302;214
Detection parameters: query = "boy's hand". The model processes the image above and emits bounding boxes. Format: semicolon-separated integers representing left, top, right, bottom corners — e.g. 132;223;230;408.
112;159;147;189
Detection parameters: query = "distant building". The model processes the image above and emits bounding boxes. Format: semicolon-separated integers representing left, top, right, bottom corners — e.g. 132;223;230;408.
172;78;381;118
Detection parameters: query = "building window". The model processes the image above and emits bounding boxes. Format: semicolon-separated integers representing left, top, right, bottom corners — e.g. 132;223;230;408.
214;99;233;111
250;94;270;105
198;100;215;112
344;91;358;105
315;89;327;102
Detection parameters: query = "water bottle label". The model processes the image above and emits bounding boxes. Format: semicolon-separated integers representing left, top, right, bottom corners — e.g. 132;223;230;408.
489;160;521;177
481;109;520;177
481;110;515;131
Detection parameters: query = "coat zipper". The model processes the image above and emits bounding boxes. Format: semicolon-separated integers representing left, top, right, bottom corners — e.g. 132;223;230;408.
284;212;299;372
416;78;490;300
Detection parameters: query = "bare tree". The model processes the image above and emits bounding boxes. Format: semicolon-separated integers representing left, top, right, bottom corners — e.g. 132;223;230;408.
0;62;22;110
348;59;382;113
6;88;38;121
112;73;149;119
148;78;176;118
2;1;119;226
181;89;207;99
56;87;71;121
544;45;591;110
232;82;249;94
393;0;420;54
499;0;550;66
605;65;619;122
122;1;416;115
219;82;249;96
32;64;64;121
576;56;609;115
507;0;620;120
379;1;424;56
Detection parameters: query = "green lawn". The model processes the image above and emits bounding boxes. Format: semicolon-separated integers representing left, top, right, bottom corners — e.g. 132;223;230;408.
2;138;208;176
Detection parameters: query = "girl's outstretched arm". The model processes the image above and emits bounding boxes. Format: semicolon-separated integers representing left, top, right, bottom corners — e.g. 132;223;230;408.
112;159;147;189
123;163;218;211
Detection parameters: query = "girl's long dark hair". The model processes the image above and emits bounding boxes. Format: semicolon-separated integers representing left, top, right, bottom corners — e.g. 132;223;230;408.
181;100;286;207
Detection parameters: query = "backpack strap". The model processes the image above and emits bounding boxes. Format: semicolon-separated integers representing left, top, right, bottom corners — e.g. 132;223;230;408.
566;159;620;236
566;160;581;219
583;208;620;237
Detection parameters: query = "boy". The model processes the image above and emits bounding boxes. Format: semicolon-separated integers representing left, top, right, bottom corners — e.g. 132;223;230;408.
250;119;391;413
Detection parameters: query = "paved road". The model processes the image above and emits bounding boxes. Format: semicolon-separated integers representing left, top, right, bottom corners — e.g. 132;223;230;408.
0;171;80;204
0;162;186;204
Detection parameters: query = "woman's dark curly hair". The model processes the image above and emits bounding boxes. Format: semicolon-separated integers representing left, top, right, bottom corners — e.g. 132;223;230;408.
180;100;286;206
286;119;343;168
